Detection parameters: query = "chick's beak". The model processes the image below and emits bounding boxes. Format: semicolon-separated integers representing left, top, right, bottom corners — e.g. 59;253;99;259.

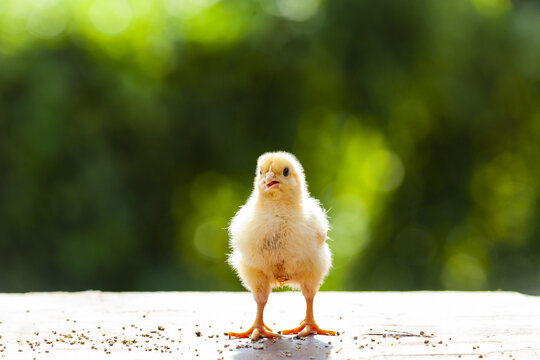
264;171;280;188
265;171;275;183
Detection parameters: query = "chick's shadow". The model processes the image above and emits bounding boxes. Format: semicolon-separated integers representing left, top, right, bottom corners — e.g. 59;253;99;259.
231;335;334;360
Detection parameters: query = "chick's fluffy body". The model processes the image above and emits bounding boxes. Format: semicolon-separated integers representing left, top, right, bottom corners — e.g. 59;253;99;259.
229;152;331;293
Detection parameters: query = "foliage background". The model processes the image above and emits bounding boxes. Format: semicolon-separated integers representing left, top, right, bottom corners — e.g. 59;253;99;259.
1;0;539;293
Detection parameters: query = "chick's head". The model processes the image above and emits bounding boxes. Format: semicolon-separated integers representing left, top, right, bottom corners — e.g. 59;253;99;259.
255;152;306;201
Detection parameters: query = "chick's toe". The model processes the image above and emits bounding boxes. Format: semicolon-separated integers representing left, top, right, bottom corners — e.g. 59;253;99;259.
228;323;281;340
281;321;336;337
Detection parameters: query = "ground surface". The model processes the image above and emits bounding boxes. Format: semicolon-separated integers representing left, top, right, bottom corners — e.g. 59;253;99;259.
0;291;538;359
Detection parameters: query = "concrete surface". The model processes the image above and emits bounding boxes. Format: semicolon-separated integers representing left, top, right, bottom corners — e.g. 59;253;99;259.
0;291;539;359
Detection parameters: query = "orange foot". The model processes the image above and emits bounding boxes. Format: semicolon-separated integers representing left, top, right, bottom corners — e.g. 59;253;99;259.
228;323;281;340
281;320;336;337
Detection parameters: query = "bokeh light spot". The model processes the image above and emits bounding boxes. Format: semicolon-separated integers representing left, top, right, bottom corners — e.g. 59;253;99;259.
442;253;487;290
276;0;320;21
164;0;220;19
193;218;228;260
471;0;511;17
26;0;67;39
362;150;405;192
329;193;370;260
89;0;132;35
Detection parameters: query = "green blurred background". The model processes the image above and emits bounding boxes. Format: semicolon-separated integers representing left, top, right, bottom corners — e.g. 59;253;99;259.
1;0;539;294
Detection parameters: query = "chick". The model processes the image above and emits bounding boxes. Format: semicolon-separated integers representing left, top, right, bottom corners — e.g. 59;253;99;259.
227;151;335;340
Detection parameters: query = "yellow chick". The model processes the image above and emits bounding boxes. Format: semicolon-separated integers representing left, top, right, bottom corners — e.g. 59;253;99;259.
227;151;335;340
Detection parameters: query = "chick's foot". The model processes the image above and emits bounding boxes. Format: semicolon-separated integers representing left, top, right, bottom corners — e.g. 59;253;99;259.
228;322;281;340
280;320;336;337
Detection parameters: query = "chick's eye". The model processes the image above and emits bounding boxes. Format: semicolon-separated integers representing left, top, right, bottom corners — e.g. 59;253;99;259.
283;167;289;176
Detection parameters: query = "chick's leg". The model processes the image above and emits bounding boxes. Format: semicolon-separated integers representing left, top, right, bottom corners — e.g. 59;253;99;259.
228;285;281;340
281;287;336;337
